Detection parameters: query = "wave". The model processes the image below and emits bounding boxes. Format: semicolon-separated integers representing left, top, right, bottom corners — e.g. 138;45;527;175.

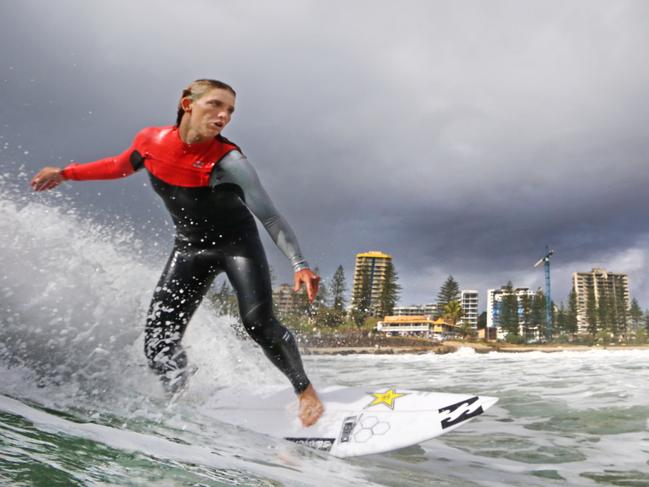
0;172;280;411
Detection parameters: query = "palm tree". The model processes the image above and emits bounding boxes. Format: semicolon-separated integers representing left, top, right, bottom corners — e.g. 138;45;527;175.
444;300;463;327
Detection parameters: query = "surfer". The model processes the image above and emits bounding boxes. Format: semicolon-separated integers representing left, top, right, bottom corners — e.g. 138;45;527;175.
30;79;324;427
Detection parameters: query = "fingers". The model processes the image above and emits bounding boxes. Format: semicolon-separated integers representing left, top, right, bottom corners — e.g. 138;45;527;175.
31;178;59;192
300;405;323;427
30;167;63;192
306;280;315;302
30;171;44;190
306;275;320;303
31;178;44;191
43;180;60;191
293;274;301;293
293;270;321;303
294;275;315;302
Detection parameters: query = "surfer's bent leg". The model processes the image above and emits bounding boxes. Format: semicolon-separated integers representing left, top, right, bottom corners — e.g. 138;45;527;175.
145;244;218;392
223;238;310;394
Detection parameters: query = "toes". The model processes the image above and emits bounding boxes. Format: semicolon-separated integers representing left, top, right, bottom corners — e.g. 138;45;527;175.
299;405;324;426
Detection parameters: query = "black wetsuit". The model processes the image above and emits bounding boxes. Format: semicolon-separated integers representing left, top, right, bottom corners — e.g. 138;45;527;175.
62;126;310;394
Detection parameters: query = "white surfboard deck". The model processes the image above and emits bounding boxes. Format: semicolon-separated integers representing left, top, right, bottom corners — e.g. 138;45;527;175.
213;385;498;457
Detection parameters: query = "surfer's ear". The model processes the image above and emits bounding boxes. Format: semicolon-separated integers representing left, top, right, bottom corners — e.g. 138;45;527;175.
181;97;193;113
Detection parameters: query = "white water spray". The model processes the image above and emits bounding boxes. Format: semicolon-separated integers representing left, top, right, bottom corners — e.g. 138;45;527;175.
0;173;279;408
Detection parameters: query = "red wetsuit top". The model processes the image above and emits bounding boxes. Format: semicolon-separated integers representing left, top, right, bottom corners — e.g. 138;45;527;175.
62;126;239;187
62;125;252;245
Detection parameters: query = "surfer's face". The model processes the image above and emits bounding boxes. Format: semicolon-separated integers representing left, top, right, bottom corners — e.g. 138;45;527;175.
182;88;235;140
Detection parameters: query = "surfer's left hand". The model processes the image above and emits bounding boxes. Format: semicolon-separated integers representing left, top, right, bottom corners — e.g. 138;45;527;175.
293;268;320;303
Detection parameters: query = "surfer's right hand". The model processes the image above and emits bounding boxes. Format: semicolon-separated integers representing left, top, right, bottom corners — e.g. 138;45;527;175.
31;167;65;191
293;268;320;303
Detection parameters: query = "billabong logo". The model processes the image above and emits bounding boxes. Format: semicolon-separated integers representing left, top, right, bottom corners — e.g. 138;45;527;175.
439;396;483;429
192;160;207;168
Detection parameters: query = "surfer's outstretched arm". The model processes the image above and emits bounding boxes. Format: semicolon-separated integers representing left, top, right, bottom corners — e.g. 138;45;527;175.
59;147;138;181
31;132;145;191
31;148;137;190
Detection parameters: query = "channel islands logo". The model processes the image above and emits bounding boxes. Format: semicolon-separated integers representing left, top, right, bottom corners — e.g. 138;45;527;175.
366;388;407;410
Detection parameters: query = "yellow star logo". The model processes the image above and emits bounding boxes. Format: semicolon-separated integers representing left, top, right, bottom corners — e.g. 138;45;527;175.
366;388;407;410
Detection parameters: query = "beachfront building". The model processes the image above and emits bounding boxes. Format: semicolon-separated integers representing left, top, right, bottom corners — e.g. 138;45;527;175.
376;315;459;341
392;303;438;317
487;286;536;339
273;283;302;316
573;268;630;334
461;290;479;330
351;250;392;316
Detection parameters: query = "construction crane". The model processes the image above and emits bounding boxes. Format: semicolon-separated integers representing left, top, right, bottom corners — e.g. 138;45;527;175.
533;246;554;339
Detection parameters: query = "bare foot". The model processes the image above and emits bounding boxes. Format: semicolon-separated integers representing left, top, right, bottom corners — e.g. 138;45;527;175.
298;384;324;427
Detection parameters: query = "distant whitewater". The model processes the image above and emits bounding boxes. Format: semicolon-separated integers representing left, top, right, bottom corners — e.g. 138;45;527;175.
2;173;649;486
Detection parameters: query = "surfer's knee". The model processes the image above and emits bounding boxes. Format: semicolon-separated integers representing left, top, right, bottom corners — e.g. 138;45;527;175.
240;301;284;344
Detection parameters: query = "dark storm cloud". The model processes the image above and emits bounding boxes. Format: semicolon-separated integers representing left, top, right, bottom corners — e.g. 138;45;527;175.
2;0;649;308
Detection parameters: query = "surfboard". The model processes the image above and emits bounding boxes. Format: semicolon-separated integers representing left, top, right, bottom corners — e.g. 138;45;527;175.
213;385;498;457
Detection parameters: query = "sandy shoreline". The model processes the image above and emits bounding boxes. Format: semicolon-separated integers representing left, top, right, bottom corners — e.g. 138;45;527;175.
300;340;649;355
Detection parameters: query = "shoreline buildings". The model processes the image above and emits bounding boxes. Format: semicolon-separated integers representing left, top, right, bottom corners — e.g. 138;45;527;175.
573;268;630;334
392;304;438;317
273;283;303;316
278;247;635;341
461;290;479;330
487;286;536;339
376;315;459;340
351;250;392;315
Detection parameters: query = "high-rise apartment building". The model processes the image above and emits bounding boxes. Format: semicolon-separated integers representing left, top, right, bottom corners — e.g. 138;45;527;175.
487;286;536;338
351;250;392;315
573;268;630;334
461;290;479;329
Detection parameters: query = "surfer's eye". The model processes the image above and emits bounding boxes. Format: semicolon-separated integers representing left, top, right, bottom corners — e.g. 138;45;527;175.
207;99;234;114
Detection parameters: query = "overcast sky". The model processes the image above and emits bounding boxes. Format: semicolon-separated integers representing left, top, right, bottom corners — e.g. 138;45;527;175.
2;0;649;310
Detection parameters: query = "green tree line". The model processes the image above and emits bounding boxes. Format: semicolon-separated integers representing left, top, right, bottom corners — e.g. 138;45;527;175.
206;262;401;331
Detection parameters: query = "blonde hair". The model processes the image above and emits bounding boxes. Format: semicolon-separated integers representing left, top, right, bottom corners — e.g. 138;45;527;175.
175;79;236;126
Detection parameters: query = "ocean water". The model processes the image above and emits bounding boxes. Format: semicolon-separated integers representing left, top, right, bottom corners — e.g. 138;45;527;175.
2;176;649;486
